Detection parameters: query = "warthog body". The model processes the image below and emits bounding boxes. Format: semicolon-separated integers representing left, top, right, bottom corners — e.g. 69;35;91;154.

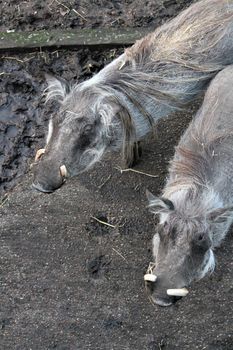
33;0;233;192
146;65;233;307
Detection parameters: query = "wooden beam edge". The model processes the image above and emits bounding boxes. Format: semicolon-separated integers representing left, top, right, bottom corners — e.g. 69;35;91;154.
0;28;151;53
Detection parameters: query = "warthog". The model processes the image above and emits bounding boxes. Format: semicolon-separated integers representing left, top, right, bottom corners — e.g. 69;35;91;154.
32;0;233;193
144;65;233;307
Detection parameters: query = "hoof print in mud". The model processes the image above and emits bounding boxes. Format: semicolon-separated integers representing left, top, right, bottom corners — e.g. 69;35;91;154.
87;255;111;279
103;317;123;330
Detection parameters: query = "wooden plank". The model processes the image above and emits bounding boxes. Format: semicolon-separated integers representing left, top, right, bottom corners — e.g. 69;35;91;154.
0;28;151;52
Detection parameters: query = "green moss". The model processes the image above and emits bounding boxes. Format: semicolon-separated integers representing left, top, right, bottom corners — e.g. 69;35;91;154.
0;28;149;51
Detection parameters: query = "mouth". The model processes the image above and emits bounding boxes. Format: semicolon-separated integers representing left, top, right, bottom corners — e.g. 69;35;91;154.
144;262;189;307
32;148;68;193
32;165;68;193
32;172;67;192
32;182;55;193
145;284;188;307
151;297;173;307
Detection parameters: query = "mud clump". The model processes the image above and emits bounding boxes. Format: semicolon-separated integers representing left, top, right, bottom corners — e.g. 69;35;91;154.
87;254;111;279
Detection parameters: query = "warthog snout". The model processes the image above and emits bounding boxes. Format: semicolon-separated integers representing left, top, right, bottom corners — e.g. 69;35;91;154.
145;271;188;307
32;150;67;193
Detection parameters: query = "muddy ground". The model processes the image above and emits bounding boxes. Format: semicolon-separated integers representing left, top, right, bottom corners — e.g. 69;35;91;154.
1;114;233;350
1;0;195;32
0;0;233;349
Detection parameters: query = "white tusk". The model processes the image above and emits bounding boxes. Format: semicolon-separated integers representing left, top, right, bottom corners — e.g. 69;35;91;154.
60;165;68;178
35;148;46;161
167;288;189;297
144;274;157;282
119;60;126;70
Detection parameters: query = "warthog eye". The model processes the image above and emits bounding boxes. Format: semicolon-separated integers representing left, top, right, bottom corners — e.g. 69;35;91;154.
76;124;97;150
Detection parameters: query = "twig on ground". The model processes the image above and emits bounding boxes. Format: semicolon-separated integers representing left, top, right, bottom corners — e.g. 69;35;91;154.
51;0;87;20
147;262;156;274
0;72;11;76
72;8;87;21
115;166;158;178
50;50;60;58
39;47;48;63
112;248;128;263
48;0;55;10
158;339;165;350
147;293;157;307
90;216;116;228
0;195;9;208
54;0;70;12
117;219;126;228
98;174;112;189
1;56;35;63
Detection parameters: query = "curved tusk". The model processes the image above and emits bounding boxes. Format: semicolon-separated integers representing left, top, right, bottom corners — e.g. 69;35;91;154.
60;165;68;178
119;60;126;70
144;274;157;282
35;148;46;161
167;288;189;297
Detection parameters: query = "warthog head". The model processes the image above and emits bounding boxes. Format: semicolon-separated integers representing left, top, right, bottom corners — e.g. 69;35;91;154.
32;76;121;193
145;190;233;307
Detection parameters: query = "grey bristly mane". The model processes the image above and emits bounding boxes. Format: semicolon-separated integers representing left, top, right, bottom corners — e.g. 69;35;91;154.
46;0;233;167
78;0;233;164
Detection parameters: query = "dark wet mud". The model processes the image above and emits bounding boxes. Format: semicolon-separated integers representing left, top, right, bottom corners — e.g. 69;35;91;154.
1;0;196;32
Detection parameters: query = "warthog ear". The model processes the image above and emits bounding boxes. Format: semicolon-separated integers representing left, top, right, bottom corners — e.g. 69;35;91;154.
146;190;175;215
44;74;70;103
207;206;233;223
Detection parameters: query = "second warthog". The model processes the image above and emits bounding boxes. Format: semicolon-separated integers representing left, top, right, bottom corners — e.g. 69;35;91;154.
145;65;233;306
33;0;233;192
